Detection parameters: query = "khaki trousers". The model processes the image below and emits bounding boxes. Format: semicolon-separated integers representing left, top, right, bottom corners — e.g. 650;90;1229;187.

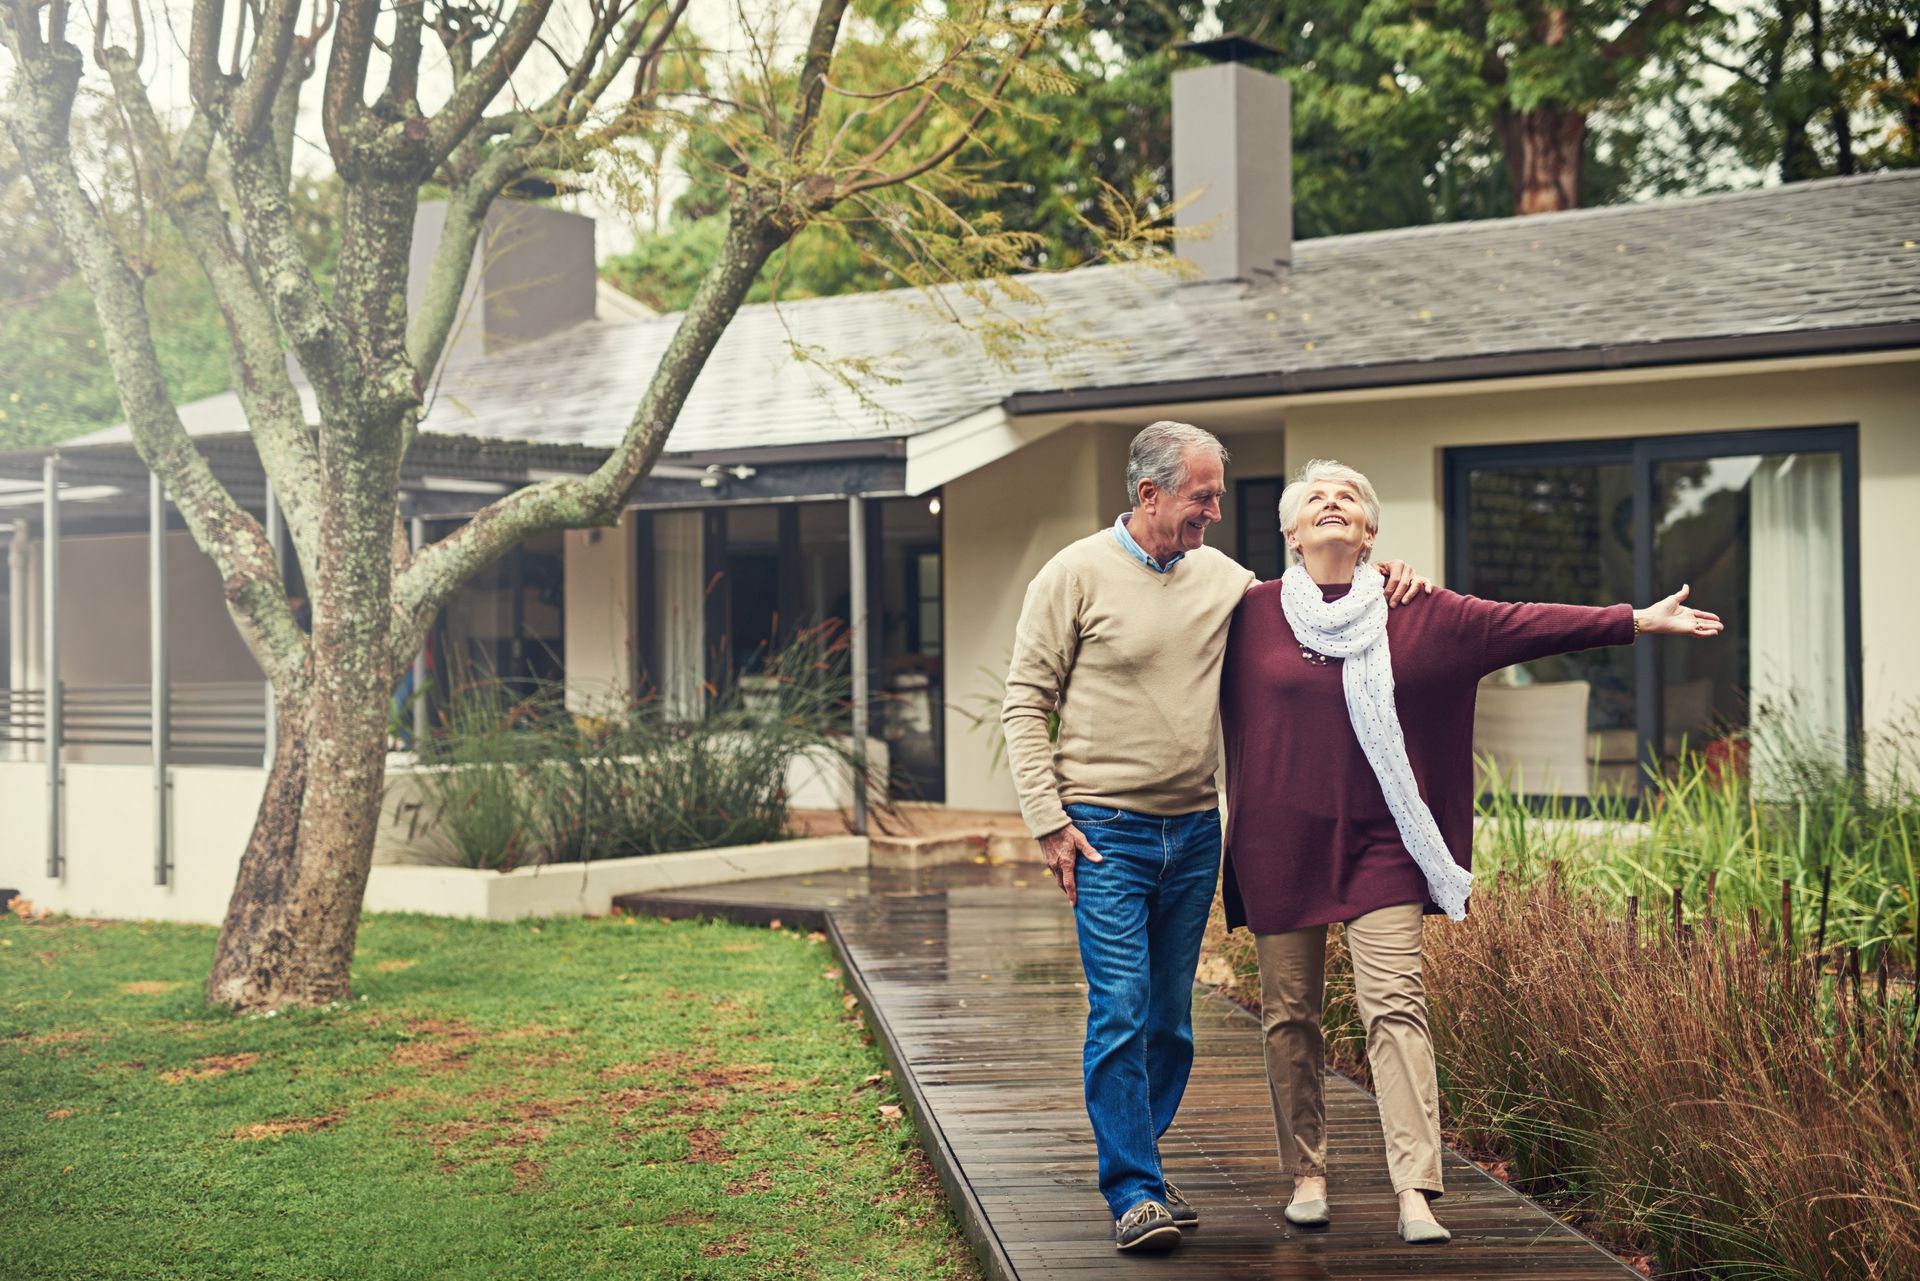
1254;902;1444;1196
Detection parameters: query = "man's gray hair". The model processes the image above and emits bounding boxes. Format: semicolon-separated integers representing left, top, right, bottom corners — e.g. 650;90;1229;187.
1278;459;1382;566
1126;421;1230;507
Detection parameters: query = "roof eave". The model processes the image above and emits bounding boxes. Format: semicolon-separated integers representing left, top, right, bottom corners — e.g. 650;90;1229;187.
1000;321;1920;416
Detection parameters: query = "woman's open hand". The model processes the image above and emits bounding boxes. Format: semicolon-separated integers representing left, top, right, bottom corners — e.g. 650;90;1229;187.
1635;583;1724;638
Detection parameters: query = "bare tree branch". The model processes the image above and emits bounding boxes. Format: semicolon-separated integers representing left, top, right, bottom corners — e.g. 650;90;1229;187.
787;0;849;162
323;0;379;164
375;0;427;120
93;43;326;575
188;0;231;112
0;7;308;687
425;0;557;167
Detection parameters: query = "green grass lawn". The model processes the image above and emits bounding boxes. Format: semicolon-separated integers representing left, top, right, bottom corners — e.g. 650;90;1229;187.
0;909;981;1281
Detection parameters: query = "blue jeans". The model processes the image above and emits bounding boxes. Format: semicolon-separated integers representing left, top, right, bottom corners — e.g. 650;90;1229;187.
1064;802;1222;1219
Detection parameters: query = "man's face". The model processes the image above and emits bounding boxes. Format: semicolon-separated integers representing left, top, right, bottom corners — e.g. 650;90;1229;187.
1140;450;1225;554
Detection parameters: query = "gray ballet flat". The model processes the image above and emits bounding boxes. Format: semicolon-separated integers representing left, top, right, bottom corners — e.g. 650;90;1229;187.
1283;1197;1329;1228
1397;1214;1452;1244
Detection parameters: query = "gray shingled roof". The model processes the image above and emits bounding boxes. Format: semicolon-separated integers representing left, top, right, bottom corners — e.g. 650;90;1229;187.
67;170;1920;457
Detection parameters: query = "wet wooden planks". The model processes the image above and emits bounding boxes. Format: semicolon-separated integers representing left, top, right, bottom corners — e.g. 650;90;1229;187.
618;867;1638;1281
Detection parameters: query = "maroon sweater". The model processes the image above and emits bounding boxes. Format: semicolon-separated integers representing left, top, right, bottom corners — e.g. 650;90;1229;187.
1220;582;1633;935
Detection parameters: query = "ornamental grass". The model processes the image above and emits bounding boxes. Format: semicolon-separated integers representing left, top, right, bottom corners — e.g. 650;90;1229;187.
1200;733;1920;1281
398;623;867;869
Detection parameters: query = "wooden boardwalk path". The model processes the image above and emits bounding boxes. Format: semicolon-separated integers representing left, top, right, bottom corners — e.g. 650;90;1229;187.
618;865;1638;1280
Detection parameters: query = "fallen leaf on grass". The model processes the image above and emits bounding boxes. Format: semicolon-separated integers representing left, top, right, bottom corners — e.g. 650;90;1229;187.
119;980;178;996
878;1104;904;1120
842;994;859;1012
232;1111;344;1141
700;1232;752;1259
160;1053;260;1084
391;1020;484;1073
45;1108;74;1120
685;1127;733;1164
822;968;842;981
806;931;827;944
597;1051;696;1081
374;960;417;973
767;919;783;930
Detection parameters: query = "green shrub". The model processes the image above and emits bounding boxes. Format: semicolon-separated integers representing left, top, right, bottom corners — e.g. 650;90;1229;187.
402;626;864;869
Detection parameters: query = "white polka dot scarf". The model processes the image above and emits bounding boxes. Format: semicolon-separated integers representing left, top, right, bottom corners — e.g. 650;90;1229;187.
1279;565;1474;920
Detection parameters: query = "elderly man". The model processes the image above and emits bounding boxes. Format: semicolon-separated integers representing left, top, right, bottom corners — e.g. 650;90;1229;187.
1000;421;1426;1253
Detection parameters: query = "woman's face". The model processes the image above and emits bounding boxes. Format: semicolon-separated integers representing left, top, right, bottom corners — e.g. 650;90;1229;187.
1286;480;1376;563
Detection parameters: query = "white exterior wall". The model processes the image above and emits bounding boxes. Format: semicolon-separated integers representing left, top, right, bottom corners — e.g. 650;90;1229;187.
0;761;264;923
941;422;1134;812
0;746;885;924
1210;427;1290;565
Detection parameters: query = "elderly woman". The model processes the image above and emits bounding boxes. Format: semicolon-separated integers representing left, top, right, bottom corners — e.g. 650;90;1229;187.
1219;459;1720;1245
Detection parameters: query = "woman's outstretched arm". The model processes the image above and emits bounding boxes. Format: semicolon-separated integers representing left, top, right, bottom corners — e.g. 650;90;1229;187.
1466;583;1721;675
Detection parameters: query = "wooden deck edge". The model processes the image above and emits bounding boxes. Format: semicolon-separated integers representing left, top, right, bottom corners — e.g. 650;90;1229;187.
826;911;1022;1281
609;893;832;932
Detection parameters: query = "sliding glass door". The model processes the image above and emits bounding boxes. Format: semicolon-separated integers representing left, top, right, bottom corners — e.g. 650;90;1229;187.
424;524;566;701
1447;427;1859;797
636;496;946;801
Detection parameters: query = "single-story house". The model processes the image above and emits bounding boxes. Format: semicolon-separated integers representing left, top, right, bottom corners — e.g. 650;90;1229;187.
2;52;1916;922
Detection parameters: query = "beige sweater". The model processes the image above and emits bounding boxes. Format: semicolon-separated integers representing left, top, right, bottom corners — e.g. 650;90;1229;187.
1000;530;1255;838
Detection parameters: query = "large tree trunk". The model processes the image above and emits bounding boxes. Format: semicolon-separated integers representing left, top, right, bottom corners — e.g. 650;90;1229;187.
1495;105;1587;214
206;644;395;1011
207;385;406;1011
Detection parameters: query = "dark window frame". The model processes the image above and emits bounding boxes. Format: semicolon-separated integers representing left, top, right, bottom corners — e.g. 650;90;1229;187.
1443;424;1863;786
1235;476;1287;581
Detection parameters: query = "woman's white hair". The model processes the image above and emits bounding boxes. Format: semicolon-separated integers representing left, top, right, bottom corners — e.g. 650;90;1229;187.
1126;421;1229;507
1278;459;1382;566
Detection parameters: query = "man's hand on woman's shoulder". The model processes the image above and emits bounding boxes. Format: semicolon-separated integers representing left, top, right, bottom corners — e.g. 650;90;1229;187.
1375;560;1435;607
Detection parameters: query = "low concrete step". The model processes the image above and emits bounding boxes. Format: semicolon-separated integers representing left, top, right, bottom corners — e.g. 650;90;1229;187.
869;829;1045;870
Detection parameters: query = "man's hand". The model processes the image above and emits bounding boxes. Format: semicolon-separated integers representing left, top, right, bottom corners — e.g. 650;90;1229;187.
1375;559;1435;607
1038;823;1103;906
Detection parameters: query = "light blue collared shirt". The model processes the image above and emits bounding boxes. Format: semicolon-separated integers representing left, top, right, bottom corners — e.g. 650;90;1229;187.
1112;513;1185;573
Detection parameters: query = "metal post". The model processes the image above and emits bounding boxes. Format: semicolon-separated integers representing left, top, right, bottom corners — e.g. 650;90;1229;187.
150;472;171;886
847;495;869;836
410;512;427;747
43;456;61;878
7;519;26;760
263;485;281;767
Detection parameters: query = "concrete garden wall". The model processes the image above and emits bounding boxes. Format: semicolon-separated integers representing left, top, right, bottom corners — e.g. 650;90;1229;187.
0;736;884;925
